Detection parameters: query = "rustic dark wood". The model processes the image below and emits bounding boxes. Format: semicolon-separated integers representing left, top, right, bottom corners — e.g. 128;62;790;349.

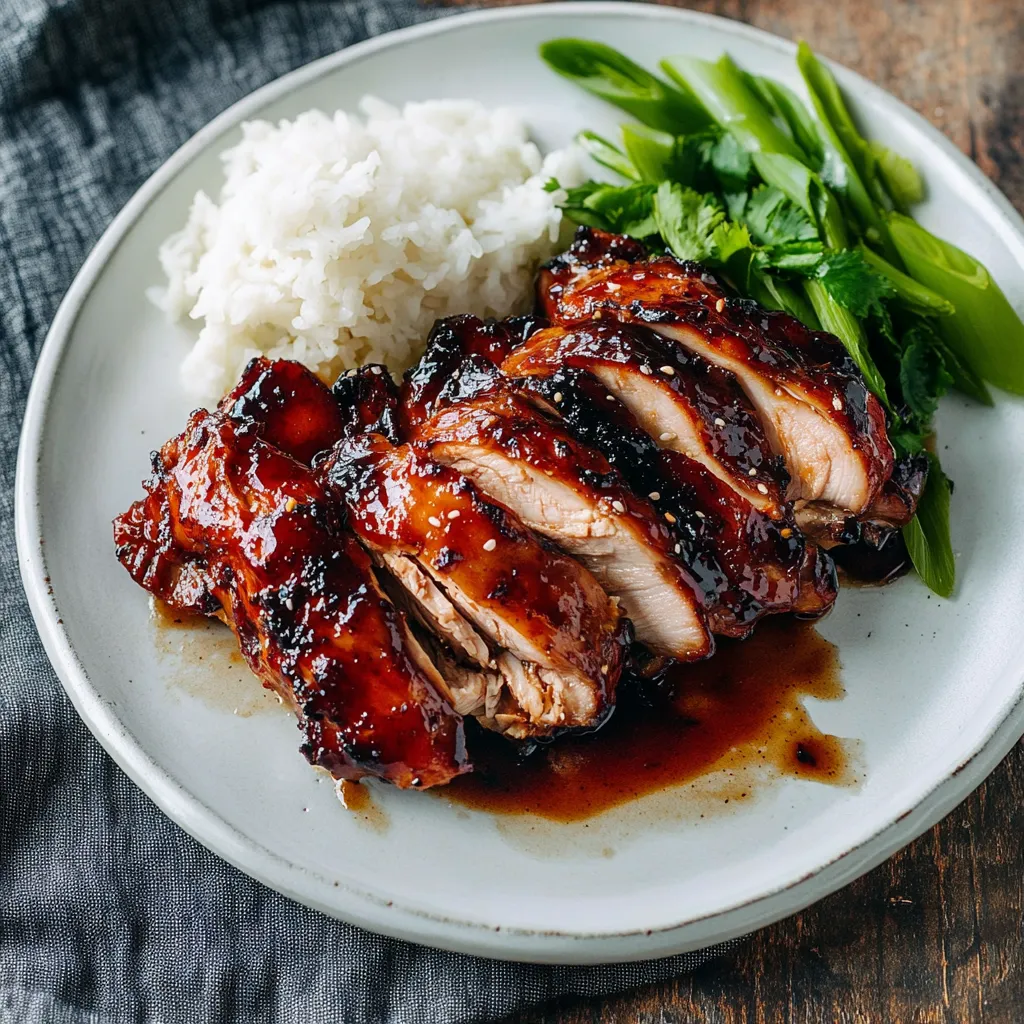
433;0;1024;1020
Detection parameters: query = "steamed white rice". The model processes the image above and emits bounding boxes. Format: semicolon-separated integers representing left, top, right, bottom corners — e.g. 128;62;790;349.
153;97;582;399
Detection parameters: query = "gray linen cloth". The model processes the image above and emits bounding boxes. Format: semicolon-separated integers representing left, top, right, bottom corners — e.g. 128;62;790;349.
0;2;734;1020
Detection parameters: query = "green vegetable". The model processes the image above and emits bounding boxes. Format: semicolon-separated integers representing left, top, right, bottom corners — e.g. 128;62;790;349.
620;124;677;183
857;244;955;316
750;151;848;248
740;185;819;246
661;54;802;159
575;130;639;180
814;250;895;318
868;140;925;212
750;76;825;167
795;42;900;262
555;180;659;237
804;278;890;402
888;212;1024;394
541;39;711;133
932;336;993;406
653;182;727;263
899;326;953;424
903;455;955;598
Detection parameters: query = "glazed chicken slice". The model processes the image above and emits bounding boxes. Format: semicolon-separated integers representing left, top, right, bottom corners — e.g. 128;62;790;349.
401;313;544;434
502;321;788;517
322;433;629;737
540;228;894;520
411;385;714;661
512;367;838;634
220;355;347;465
332;363;402;443
113;409;467;788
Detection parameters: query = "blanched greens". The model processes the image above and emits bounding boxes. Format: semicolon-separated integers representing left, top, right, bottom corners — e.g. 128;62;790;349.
542;38;1024;597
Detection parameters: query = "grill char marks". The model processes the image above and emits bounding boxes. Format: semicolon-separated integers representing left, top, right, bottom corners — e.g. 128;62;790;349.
511;367;838;635
411;385;714;661
401;313;545;435
221;356;346;466
322;433;628;737
113;410;468;789
540;227;894;520
332;364;402;443
502;322;788;517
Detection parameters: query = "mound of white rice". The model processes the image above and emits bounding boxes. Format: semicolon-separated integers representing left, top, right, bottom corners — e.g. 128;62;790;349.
153;97;582;399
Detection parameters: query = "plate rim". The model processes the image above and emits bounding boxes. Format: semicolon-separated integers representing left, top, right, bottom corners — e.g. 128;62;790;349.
14;0;1024;963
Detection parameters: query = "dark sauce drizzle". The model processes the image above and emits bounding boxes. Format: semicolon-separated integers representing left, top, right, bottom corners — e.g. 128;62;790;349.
445;618;851;822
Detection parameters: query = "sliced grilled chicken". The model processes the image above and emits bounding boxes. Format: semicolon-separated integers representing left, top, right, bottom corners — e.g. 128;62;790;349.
220;356;346;465
332;363;402;443
411;386;714;660
322;432;629;736
113;409;468;788
401;313;544;434
502;321;788;517
512;367;838;634
540;227;894;518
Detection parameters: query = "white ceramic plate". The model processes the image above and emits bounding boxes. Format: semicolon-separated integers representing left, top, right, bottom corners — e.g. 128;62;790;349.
16;2;1024;964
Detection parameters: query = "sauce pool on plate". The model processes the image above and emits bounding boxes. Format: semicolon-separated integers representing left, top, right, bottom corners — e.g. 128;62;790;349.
444;618;852;822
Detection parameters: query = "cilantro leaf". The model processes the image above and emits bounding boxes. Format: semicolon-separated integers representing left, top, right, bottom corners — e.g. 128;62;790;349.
814;249;896;317
899;325;953;425
740;185;820;246
559;181;659;237
653;182;726;262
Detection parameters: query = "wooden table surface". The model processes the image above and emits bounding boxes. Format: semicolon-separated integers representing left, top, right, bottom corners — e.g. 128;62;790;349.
441;1;1024;1020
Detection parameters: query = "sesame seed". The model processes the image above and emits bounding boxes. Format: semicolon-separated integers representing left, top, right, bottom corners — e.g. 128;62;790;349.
664;512;677;524
648;491;661;501
660;365;675;375
592;310;603;320
605;394;615;401
284;497;297;513
483;539;497;552
695;510;706;519
601;663;610;675
748;467;758;477
659;431;676;442
553;392;564;404
447;510;460;519
427;516;441;528
780;527;793;538
452;369;460;380
611;500;626;513
832;396;844;411
284;597;294;611
714;417;726;427
757;483;769;494
369;365;383;375
674;543;682;554
715;298;726;313
639;364;652;375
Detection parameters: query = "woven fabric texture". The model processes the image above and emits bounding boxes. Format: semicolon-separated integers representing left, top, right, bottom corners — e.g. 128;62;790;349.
0;2;732;1021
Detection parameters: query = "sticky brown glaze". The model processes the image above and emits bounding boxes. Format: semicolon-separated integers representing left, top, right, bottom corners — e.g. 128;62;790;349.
512;367;837;635
332;364;402;443
322;433;629;736
502;321;788;517
113;410;468;788
411;385;714;660
540;227;894;517
219;356;346;466
400;314;546;435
